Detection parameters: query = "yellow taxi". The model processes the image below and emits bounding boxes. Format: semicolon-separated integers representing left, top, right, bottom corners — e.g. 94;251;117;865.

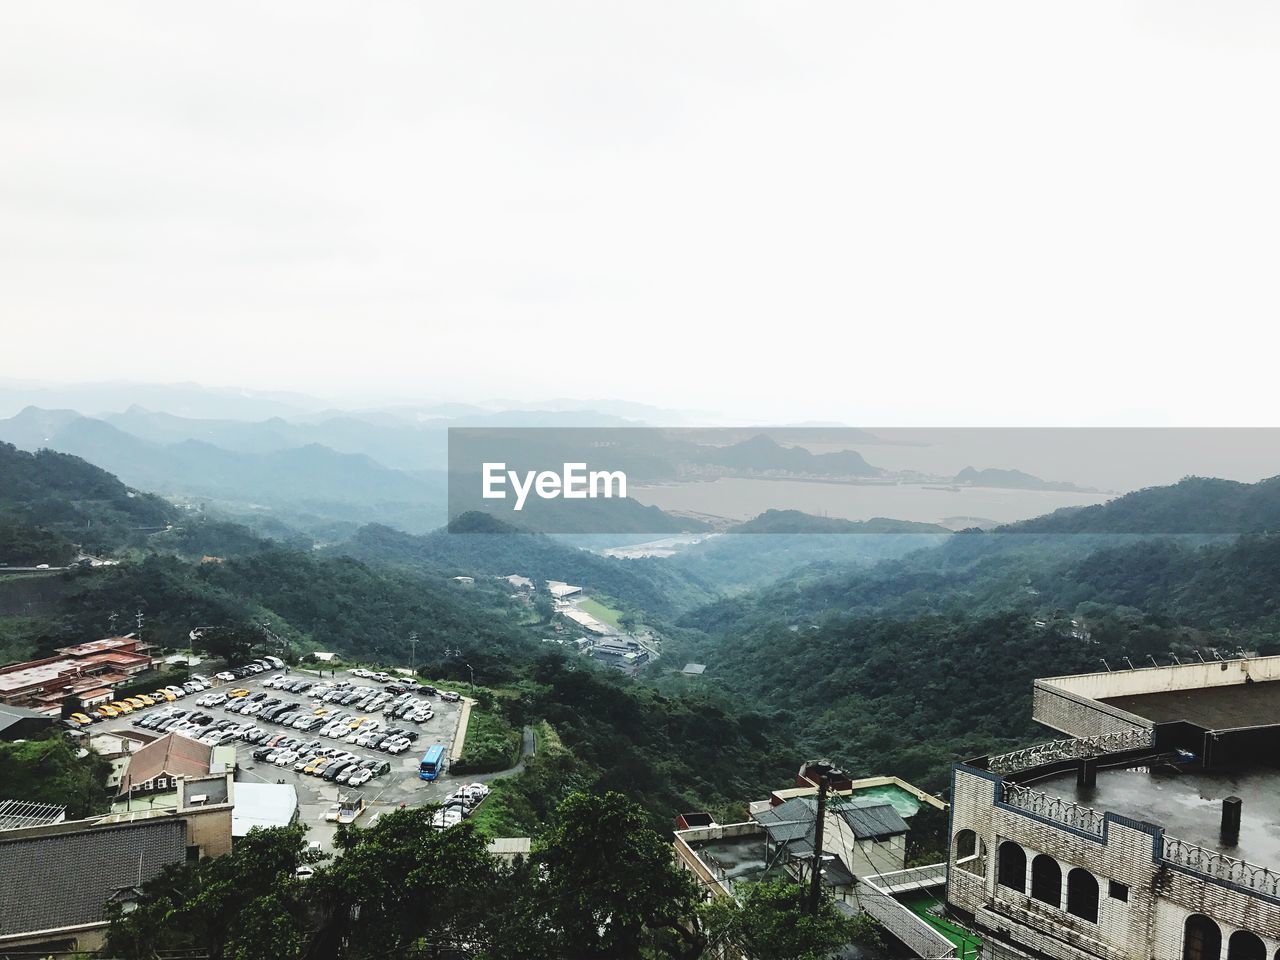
96;704;118;718
109;701;133;714
125;697;146;710
227;688;251;698
135;694;156;706
153;690;176;702
70;712;94;726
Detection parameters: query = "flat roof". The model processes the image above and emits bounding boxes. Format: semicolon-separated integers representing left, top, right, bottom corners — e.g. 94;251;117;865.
232;782;297;836
1101;679;1280;731
1035;764;1280;869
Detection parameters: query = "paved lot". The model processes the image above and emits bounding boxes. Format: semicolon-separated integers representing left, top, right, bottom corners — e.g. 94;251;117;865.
92;666;469;847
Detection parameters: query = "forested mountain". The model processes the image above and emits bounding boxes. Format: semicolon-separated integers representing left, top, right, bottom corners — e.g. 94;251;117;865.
0;441;176;558
1002;475;1280;533
663;476;1280;790
332;516;720;617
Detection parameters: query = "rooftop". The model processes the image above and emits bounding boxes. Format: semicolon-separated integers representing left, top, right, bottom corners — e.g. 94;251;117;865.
118;732;212;795
56;635;138;657
1101;679;1280;730
232;781;296;836
1034;763;1280;869
0;818;187;936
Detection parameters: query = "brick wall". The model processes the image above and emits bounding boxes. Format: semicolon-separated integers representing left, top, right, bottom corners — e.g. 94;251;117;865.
947;766;1280;960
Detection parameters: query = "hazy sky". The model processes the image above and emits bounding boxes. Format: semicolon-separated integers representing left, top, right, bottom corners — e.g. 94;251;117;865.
4;2;1280;425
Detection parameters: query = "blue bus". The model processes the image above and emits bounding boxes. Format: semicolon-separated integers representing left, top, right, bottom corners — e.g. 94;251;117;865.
419;744;446;781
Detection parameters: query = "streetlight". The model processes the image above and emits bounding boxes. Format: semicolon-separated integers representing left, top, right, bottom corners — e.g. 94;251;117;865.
409;632;419;675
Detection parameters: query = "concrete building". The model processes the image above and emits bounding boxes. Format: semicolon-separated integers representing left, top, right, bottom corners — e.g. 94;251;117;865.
674;769;956;956
0;776;233;955
0;635;153;713
946;656;1280;960
231;781;299;838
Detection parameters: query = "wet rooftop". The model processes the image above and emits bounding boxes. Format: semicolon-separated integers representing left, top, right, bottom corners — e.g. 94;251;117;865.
1100;679;1280;730
689;832;777;885
1035;764;1280;868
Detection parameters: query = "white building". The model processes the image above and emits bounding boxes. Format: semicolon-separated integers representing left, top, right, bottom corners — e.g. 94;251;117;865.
947;656;1280;960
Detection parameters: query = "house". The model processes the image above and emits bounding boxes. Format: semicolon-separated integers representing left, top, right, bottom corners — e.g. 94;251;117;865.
674;769;958;958
946;655;1280;960
545;581;582;599
116;732;213;800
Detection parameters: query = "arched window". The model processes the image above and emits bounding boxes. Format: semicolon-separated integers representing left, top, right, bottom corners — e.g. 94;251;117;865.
1030;854;1061;907
1183;914;1222;960
954;830;986;876
1065;868;1098;923
997;841;1026;892
1228;931;1266;960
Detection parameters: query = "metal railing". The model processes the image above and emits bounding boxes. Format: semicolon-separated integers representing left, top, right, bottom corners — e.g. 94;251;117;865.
859;873;959;959
1002;782;1105;836
987;728;1152;775
1162;835;1280;899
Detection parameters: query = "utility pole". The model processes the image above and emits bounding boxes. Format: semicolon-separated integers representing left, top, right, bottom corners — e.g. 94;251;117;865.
806;760;835;916
409;632;419;675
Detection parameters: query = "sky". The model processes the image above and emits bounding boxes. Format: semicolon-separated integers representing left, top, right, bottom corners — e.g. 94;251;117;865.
3;2;1280;426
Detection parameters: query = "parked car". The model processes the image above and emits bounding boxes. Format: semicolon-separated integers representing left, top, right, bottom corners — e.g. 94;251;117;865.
439;691;461;702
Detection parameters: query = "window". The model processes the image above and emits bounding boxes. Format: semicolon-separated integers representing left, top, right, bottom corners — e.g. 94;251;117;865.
954;829;986;876
1108;880;1128;902
1228;932;1266;960
997;842;1026;892
1183;914;1222;960
1066;868;1098;923
1030;854;1061;907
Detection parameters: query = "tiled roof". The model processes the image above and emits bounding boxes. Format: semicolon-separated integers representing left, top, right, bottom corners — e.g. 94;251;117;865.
0;819;187;936
117;733;211;796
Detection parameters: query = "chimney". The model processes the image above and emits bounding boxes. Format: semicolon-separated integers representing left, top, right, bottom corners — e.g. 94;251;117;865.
1220;796;1242;847
1077;757;1098;790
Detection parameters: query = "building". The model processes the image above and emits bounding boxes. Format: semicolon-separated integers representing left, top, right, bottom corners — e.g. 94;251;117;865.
589;638;650;674
545;581;582;599
674;768;945;894
231;781;298;838
0;777;233;955
0;703;55;740
0;635;153;713
116;732;213;801
946;655;1280;960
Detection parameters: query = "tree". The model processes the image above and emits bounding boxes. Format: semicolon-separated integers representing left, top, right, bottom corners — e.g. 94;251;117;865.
104;824;315;960
304;806;502;959
195;623;262;666
0;736;110;819
699;878;879;960
518;790;704;960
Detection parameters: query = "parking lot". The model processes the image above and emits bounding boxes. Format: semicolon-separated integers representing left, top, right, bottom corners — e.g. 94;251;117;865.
90;665;472;848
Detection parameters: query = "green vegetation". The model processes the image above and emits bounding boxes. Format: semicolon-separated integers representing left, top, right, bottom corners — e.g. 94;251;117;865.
452;702;521;774
0;736;111;819
577;595;625;630
108;790;847;960
701;878;882;960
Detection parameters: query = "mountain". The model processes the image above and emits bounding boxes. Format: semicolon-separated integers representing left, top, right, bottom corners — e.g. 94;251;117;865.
728;510;948;535
332;516;718;617
0;441;177;559
699;435;881;477
1002;475;1280;534
953;466;1094;492
0;408;449;532
0;380;330;421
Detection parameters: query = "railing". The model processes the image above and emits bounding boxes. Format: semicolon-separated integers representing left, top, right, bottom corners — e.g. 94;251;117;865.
859;872;958;959
868;861;948;893
1002;783;1105;836
987;728;1152;775
1162;835;1280;899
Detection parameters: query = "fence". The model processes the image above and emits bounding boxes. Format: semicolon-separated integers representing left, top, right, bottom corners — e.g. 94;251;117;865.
987;728;1152;775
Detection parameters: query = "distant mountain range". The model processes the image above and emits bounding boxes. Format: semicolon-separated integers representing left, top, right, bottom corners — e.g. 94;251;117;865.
952;466;1097;492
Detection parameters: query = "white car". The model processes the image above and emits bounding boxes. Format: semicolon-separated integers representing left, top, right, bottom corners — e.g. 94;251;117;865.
216;671;236;682
274;750;298;766
348;768;373;787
